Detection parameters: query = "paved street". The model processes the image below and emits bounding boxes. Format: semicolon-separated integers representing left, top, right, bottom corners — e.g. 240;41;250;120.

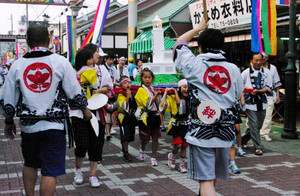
0;117;300;196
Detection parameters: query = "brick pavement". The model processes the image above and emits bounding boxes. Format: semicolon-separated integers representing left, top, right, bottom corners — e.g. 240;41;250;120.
1;117;300;196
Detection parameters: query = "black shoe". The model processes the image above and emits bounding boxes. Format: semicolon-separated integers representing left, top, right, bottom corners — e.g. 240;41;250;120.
106;134;112;141
160;125;167;132
123;153;132;162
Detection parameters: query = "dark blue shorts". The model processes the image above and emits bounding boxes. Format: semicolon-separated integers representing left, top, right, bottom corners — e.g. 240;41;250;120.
21;129;66;177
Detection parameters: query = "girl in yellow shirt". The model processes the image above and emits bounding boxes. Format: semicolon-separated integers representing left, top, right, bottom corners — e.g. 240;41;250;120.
160;79;189;173
135;68;161;166
116;76;137;162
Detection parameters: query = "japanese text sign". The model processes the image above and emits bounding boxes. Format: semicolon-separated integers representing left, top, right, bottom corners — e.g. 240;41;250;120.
189;0;252;29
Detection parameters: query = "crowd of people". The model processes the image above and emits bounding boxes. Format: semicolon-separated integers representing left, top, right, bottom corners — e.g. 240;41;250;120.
0;19;282;196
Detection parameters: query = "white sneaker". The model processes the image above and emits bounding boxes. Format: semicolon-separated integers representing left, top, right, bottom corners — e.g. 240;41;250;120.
179;163;187;173
167;153;175;169
139;148;145;161
110;128;117;135
151;158;158;166
263;134;272;142
89;176;100;187
74;169;83;184
236;147;246;157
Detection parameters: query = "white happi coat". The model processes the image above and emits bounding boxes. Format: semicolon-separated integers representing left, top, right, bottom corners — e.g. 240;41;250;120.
116;64;130;80
98;65;114;90
241;66;272;111
174;40;243;148
0;49;87;133
265;64;282;101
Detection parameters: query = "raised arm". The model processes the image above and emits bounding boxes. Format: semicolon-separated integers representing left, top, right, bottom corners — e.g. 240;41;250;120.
176;18;208;43
160;88;171;109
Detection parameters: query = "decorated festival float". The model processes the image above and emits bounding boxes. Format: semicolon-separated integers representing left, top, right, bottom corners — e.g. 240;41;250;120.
131;15;183;88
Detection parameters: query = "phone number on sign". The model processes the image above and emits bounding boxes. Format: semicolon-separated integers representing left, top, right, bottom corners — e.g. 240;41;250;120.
210;19;239;29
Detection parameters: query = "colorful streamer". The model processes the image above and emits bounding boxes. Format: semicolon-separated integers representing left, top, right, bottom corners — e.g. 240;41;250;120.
279;0;289;5
81;0;110;48
261;0;272;54
98;0;110;47
257;0;263;53
53;36;60;53
252;0;277;55
269;0;277;55
67;15;75;65
251;0;261;52
92;0;109;44
15;43;19;59
81;0;102;49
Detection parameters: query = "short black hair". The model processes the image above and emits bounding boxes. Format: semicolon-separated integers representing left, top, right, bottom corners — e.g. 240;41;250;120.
140;68;154;85
250;52;263;60
83;43;98;54
74;48;93;71
136;59;143;65
106;53;115;60
26;24;49;49
197;28;224;53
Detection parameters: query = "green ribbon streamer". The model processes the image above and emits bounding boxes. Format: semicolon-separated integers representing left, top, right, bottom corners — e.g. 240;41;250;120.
261;0;272;54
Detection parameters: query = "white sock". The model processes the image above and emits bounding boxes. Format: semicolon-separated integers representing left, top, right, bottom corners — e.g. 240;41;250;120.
230;160;236;165
180;157;185;164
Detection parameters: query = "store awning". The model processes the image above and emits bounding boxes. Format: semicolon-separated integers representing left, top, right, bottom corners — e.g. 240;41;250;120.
129;26;176;54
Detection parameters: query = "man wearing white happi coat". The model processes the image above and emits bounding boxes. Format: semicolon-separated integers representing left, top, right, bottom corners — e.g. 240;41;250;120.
0;24;91;196
241;53;272;155
259;52;282;141
173;19;243;195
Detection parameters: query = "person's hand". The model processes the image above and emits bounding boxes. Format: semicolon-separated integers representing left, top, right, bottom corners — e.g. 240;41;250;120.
103;103;108;108
276;96;281;104
195;17;209;32
251;89;257;95
82;108;93;121
126;89;131;97
156;88;162;95
165;88;172;92
4;123;16;140
92;89;99;95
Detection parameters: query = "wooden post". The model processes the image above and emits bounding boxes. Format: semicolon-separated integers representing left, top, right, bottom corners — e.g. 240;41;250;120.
203;0;208;22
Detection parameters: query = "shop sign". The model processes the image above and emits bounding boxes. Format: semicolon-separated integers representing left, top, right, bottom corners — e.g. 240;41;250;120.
189;0;252;29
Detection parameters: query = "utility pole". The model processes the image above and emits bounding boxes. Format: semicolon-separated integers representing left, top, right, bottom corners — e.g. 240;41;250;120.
59;20;61;55
282;0;298;139
10;14;13;35
128;0;137;59
69;0;83;58
26;4;29;51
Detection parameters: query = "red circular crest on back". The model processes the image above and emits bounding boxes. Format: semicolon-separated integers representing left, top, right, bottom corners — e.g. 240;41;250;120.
203;65;231;94
23;62;52;93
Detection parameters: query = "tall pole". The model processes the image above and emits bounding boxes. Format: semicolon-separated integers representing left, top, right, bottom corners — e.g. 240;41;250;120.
26;4;29;51
69;0;83;58
203;0;208;22
59;20;61;55
10;14;13;35
281;0;298;139
128;0;137;58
